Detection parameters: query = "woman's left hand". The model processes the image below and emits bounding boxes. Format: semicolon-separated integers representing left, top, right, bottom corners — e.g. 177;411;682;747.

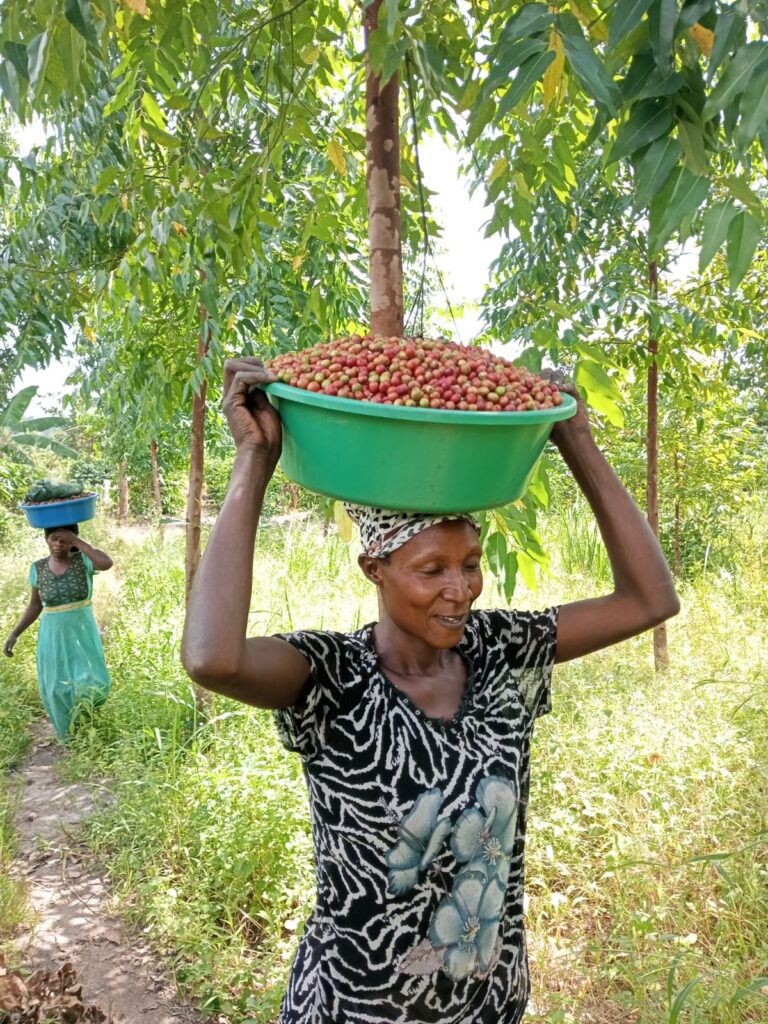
541;369;592;449
50;529;81;549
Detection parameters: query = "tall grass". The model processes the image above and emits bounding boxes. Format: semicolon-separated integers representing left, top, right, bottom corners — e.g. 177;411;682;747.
1;510;766;1022
0;527;44;941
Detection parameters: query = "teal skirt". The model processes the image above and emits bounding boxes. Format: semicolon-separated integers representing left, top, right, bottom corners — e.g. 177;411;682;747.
36;600;111;740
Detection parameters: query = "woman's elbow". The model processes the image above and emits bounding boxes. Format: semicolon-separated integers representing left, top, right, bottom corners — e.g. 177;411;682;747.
647;587;681;627
181;639;239;691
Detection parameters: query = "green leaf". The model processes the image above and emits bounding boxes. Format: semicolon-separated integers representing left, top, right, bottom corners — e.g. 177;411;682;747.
677;119;708;174
668;978;703;1024
498;4;553;45
726;210;761;289
677;0;713;33
575;359;624;426
702;42;768;120
729;977;768;1006
607;99;672;163
64;0;98;44
632;134;681;210
707;8;745;85
648;165;709;252
724;175;762;214
560;27;622;115
485;531;507;575
698;199;738;272
27;33;49;94
14;433;78;459
483;36;547;96
0;60;22;114
497;50;555;119
383;0;399;38
647;0;677;74
2;42;28;81
141;91;166;129
143;122;181;148
735;64;768;152
503;551;518;602
0;387;38;426
16;415;68;432
609;0;653;50
517;549;537;591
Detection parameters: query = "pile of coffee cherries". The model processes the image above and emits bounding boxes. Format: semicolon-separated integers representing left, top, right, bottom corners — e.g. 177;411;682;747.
267;334;563;412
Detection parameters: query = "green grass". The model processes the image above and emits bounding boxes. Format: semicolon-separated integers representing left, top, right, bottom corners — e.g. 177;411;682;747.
1;512;767;1022
0;527;43;943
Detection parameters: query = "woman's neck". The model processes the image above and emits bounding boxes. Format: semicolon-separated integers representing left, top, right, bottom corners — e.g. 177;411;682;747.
372;620;456;678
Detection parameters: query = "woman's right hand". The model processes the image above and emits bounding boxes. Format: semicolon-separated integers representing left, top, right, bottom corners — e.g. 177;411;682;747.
222;357;282;465
4;634;17;657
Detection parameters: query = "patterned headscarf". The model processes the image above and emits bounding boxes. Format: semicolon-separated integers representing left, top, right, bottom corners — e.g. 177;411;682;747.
344;504;479;559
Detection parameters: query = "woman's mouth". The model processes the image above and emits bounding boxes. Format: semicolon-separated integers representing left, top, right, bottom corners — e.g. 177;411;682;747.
436;614;467;628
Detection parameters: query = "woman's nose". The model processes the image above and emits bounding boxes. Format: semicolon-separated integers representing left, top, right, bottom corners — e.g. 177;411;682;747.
442;572;472;600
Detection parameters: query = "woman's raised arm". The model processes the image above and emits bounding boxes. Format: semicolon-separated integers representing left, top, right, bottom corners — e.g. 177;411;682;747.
550;385;680;664
181;358;311;709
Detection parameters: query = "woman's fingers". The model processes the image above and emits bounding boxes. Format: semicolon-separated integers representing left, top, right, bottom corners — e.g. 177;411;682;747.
224;369;278;408
223;358;277;399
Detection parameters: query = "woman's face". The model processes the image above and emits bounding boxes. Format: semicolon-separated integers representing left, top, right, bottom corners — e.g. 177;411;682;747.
46;531;74;558
362;520;484;648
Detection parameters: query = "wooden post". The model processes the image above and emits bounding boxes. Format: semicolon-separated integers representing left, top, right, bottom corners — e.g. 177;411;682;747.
185;305;208;603
365;0;403;338
150;439;162;516
117;461;128;522
647;260;669;672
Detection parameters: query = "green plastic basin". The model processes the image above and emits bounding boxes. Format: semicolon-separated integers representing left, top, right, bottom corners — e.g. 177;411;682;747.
264;383;576;513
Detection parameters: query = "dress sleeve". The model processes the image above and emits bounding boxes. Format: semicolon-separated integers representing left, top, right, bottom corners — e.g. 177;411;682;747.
271;630;348;760
28;562;38;588
486;607;559;719
80;552;96;576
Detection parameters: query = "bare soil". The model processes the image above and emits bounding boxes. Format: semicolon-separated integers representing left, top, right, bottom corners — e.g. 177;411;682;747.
6;721;207;1024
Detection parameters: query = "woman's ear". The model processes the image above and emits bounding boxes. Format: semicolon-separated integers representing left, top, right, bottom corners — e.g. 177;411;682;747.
358;553;384;586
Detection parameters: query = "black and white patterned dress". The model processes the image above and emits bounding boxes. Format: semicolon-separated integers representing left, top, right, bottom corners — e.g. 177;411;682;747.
274;607;558;1024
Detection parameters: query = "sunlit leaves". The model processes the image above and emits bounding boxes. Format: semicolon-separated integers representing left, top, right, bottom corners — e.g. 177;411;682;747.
726;210;761;289
608;0;654;51
647;0;677;75
558;16;621;116
698;199;738;273
575;359;624;427
498;50;555;118
607;99;672;163
542;28;565;111
648;166;709;253
632;135;681;211
702;42;768;120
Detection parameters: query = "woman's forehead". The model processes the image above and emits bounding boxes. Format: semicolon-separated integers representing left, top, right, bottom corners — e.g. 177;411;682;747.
394;520;482;560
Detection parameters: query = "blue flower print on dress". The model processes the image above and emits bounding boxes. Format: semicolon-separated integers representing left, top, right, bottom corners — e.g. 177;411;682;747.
450;775;519;885
428;869;506;980
386;788;451;896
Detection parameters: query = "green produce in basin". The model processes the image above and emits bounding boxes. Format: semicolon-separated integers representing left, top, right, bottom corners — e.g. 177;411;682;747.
264;334;577;513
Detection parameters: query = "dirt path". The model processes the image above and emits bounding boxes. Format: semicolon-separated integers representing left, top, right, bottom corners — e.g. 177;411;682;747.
8;721;206;1024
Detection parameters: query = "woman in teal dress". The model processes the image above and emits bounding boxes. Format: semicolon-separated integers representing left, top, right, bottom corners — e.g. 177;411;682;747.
4;524;113;740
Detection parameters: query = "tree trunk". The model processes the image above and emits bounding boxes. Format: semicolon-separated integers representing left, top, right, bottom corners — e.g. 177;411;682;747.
647;260;669;672
185;307;208;603
365;0;403;338
117;461;128;522
150;439;162;517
